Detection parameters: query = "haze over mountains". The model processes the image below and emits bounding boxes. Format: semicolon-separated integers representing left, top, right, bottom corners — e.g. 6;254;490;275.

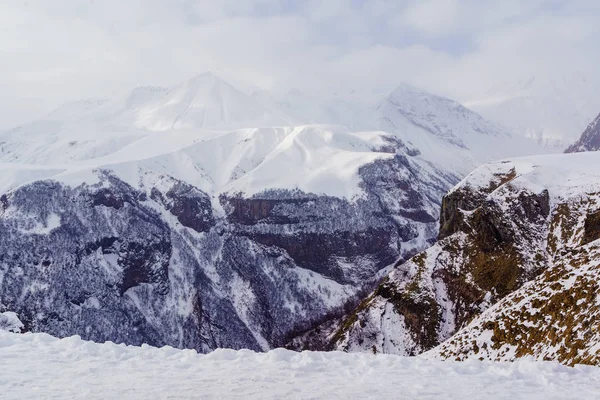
3;2;600;397
0;72;544;167
465;73;600;151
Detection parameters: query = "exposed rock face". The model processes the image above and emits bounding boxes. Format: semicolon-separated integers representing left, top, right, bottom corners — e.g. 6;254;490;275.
151;182;215;233
328;153;600;365
0;145;455;352
565;112;600;152
428;193;600;366
438;167;518;240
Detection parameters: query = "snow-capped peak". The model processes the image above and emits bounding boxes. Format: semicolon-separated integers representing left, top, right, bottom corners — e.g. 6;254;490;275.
0;73;545;182
380;82;506;140
387;82;439;99
118;72;293;131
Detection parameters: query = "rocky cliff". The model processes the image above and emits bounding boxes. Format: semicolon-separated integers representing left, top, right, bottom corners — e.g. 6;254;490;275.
329;152;600;365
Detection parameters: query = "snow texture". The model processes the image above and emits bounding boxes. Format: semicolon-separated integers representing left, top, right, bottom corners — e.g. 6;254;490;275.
1;330;599;400
452;151;600;201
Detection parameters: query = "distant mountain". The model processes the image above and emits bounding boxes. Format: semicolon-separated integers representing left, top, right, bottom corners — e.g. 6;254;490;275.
116;73;294;131
465;74;600;152
565;112;600;153
0;125;454;352
261;83;544;175
0;73;293;164
376;83;543;175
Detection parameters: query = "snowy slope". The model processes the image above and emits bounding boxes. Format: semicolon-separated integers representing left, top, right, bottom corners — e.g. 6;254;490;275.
0;74;543;182
465;74;600;151
427;239;600;365
0;126;418;200
449;151;600;199
424;152;600;365
253;82;546;176
1;330;600;400
115;73;294;131
0;122;454;351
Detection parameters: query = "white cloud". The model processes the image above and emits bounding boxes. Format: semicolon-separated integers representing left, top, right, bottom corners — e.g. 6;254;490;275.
399;0;461;35
0;0;599;129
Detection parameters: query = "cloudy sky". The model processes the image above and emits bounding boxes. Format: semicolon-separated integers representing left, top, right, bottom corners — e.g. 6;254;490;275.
1;0;599;129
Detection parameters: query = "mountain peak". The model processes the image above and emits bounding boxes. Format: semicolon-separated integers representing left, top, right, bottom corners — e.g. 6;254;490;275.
385;83;469;119
389;82;433;98
117;73;292;131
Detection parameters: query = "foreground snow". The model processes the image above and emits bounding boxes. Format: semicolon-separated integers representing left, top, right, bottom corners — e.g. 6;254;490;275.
0;332;599;399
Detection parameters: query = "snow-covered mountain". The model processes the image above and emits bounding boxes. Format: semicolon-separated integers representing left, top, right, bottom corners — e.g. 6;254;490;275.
0;73;543;170
465;74;600;152
328;151;600;366
260;83;544;175
0;73;545;353
116;73;294;131
565;111;600;153
377;84;543;175
0;73;293;164
0;125;454;351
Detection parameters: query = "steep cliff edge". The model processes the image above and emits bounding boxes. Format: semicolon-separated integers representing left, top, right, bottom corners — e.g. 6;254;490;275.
329;152;600;365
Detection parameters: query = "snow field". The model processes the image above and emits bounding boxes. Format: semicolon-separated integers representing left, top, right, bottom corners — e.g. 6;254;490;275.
1;331;599;399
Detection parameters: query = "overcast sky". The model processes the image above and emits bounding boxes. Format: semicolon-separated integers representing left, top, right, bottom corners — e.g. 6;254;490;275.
2;0;599;129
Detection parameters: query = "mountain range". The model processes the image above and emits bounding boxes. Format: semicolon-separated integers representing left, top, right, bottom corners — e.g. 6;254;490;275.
0;72;598;366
